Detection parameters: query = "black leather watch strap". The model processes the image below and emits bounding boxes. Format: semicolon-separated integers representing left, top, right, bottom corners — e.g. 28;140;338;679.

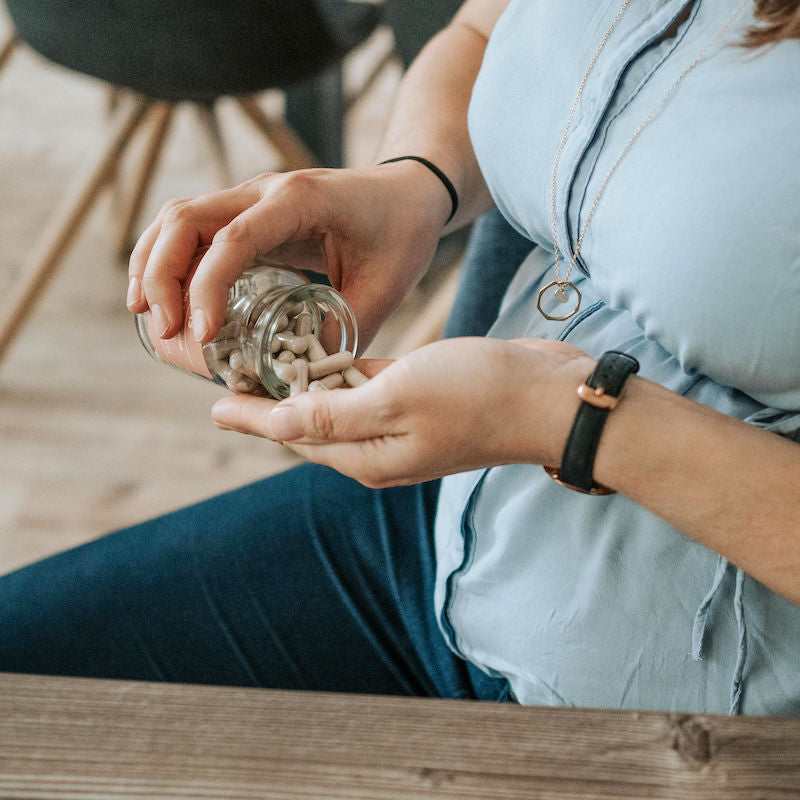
549;350;640;494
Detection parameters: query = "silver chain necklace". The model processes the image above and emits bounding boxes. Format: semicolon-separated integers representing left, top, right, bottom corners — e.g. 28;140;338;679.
539;0;750;321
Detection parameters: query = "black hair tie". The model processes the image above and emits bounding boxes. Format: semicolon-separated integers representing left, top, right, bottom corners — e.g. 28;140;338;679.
379;156;459;224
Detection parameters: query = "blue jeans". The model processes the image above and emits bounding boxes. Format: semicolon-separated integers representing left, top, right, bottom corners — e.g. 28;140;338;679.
0;211;530;699
0;465;509;700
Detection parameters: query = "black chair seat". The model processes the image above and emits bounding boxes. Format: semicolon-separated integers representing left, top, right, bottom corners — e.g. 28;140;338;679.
5;0;379;101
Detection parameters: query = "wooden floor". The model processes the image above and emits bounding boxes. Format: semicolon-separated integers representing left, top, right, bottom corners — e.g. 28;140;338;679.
0;22;452;575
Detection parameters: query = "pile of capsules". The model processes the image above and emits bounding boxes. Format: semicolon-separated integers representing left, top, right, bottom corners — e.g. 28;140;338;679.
207;302;368;398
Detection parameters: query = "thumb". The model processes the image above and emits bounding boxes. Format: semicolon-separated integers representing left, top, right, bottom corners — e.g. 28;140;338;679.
269;384;388;444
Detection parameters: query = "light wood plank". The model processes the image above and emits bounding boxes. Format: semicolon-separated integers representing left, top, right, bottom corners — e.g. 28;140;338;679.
1;673;800;799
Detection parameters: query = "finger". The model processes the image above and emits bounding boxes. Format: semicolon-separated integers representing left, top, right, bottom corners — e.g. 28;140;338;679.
141;184;262;339
211;394;280;438
209;362;393;438
126;215;163;312
189;180;327;342
270;382;398;445
213;380;395;445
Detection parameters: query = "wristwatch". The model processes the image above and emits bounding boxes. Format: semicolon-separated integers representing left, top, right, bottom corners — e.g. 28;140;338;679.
544;350;640;495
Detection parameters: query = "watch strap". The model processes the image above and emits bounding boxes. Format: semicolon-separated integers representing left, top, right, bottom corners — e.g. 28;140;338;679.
550;350;639;494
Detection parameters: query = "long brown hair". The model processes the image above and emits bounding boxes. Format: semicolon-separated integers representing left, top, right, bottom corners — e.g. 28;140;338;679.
745;0;800;46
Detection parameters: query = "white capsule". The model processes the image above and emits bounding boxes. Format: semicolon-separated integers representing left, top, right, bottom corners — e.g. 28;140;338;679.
285;301;306;317
230;374;261;394
303;334;329;362
308;373;345;391
276;313;290;331
320;372;345;390
273;360;297;383
276;350;296;363
289;358;308;396
206;339;238;362
342;366;368;387
228;350;245;372
229;351;259;381
241;347;259;373
219;366;260;394
276;332;308;354
307;351;354;380
294;310;313;336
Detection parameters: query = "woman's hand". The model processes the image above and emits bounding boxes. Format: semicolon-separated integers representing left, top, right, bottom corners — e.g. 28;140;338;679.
211;337;594;487
126;163;452;350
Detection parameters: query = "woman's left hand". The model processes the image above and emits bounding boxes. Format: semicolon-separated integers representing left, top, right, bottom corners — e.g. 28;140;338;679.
211;337;594;487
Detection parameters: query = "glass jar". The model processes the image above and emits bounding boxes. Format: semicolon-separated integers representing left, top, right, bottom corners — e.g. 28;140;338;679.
135;257;358;400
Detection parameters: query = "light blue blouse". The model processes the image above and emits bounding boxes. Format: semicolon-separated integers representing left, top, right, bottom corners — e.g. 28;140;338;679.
434;0;800;715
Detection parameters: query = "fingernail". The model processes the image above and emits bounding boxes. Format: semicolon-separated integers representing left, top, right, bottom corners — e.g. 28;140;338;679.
270;404;303;441
212;396;242;427
151;304;170;338
192;309;209;342
126;277;142;309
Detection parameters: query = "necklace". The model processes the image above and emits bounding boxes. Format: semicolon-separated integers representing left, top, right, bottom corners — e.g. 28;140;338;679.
539;0;750;321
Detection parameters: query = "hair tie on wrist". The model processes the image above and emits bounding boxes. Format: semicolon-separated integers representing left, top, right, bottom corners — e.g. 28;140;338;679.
378;156;459;224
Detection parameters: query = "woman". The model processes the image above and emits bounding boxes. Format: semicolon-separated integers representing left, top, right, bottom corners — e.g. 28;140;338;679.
3;0;799;715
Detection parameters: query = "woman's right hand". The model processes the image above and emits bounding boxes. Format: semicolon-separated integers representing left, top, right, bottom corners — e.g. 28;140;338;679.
126;162;453;350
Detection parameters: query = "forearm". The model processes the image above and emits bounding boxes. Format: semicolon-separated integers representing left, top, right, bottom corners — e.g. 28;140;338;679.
376;1;509;229
589;376;800;604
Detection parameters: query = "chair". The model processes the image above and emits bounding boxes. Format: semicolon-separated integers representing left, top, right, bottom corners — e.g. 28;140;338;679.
0;0;380;362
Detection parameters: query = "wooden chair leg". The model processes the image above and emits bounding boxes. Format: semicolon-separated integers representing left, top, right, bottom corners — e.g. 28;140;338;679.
113;102;174;260
345;38;397;112
0;96;152;364
0;31;17;74
236;97;317;173
196;103;233;190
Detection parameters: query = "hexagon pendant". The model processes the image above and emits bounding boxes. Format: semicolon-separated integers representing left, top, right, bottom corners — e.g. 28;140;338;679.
536;281;582;321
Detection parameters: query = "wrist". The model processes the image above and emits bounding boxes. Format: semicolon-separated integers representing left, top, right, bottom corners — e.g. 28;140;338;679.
378;156;458;224
549;356;596;465
375;158;455;230
516;352;595;467
542;351;640;494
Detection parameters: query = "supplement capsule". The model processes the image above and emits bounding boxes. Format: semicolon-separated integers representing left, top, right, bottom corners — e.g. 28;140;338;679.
228;350;246;372
273;360;297;383
276;332;308;354
284;301;306;317
289;359;309;396
303;335;328;362
207;339;239;361
307;352;354;380
342;366;369;387
230;374;261;394
313;372;345;391
294;311;313;337
219;366;260;394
